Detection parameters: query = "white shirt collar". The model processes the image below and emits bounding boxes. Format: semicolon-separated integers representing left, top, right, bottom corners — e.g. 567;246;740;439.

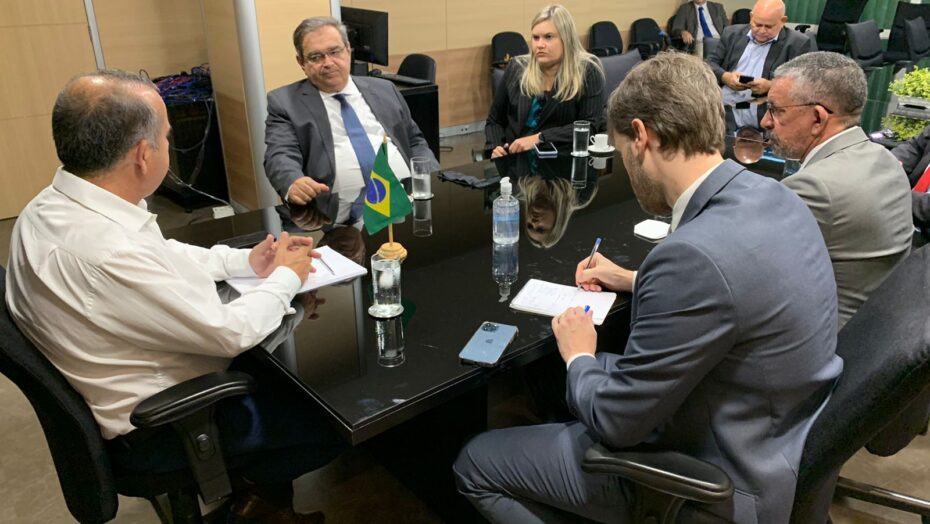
670;160;723;232
799;127;859;170
319;77;361;100
51;167;155;232
746;29;779;45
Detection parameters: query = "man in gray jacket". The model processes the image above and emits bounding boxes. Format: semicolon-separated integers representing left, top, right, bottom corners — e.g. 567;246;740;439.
762;52;912;328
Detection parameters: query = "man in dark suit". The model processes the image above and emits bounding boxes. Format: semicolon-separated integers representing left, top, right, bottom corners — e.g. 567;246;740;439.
891;123;930;234
264;17;438;209
706;0;813;129
669;0;728;56
454;52;842;524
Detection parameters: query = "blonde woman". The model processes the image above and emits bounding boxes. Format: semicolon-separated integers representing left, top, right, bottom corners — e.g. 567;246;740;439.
486;4;605;159
517;172;598;248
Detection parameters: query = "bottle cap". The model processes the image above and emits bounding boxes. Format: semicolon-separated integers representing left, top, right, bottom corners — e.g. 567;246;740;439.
500;177;512;196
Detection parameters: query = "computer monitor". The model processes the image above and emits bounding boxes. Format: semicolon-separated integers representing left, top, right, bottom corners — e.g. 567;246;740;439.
341;7;389;67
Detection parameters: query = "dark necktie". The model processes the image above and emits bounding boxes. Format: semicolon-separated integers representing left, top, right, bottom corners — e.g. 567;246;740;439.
699;6;714;39
333;93;376;222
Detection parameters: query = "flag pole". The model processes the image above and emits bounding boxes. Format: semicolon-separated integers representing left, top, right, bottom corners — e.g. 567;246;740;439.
377;135;407;261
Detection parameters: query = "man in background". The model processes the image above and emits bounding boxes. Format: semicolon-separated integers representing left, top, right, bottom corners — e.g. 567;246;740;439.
670;0;728;57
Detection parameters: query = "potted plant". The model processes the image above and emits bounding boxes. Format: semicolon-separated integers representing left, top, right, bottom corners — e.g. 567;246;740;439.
883;66;930;140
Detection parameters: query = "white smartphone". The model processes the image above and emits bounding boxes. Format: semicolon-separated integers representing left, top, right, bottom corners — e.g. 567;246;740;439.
458;322;519;367
533;142;558;158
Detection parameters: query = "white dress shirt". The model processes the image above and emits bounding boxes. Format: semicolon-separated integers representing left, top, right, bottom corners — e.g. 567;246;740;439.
693;3;721;41
5;168;301;438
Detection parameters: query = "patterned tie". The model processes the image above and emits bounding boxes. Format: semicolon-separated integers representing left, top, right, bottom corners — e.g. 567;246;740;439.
333;93;375;222
699;6;714;39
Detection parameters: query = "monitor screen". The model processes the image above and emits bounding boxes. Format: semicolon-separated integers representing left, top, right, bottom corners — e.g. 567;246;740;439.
341;7;389;67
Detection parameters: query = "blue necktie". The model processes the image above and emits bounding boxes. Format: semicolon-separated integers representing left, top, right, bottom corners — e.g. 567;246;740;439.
333;93;375;222
698;6;714;39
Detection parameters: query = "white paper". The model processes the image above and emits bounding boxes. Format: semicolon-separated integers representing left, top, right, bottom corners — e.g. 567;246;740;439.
510;279;617;325
226;246;367;294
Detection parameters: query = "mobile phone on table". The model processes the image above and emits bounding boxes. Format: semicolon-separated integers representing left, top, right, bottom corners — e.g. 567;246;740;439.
459;322;519;367
533;141;558;158
738;74;755;84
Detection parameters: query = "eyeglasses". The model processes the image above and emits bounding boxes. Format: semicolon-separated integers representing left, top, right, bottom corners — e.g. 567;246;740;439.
304;46;346;65
764;102;834;122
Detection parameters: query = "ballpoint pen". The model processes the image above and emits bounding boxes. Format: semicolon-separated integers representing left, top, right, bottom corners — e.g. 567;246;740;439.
578;237;602;288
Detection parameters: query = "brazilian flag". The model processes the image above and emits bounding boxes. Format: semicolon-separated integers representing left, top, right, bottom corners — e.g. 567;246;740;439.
363;142;412;234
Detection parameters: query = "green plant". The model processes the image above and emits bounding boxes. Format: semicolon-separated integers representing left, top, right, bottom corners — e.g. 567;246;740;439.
889;66;930;98
882;114;928;140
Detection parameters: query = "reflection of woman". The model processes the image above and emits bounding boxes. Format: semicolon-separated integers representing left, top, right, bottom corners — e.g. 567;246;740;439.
485;4;605;159
517;174;597;248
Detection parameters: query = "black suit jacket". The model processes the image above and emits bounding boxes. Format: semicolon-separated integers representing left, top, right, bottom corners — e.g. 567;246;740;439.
484;58;605;150
891;124;930;230
670;1;728;39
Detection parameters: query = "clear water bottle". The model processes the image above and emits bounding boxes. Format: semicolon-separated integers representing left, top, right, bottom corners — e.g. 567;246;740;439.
492;177;519;244
492;242;519;302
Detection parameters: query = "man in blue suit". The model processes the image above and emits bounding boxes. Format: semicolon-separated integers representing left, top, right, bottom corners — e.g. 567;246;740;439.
454;52;843;523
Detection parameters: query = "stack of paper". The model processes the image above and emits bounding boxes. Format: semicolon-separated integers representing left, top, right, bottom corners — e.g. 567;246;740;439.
226;246;367;294
510;279;617;325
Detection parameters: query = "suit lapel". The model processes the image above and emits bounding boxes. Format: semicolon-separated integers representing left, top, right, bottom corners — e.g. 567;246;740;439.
299;80;337;179
762;28;788;78
679;159;745;228
804;127;869;167
356;77;405;160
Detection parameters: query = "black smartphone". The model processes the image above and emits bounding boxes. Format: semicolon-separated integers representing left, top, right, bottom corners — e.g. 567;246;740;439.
738;74;755;84
459;322;519;367
533;141;558;158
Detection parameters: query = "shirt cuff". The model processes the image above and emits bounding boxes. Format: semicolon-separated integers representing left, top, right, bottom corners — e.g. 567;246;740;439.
631;270;638;290
566;353;597;370
228;248;257;278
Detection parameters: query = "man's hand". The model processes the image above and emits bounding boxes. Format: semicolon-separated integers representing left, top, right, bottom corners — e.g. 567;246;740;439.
552;307;597;364
273;232;320;284
682;30;694;46
491;144;510;159
575;252;635;292
287;177;330;205
508;133;542;154
248;234;278;277
747;77;771;96
722;71;748;91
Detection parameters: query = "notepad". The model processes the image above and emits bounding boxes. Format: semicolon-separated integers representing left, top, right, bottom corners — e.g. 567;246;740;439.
226;246;367;294
633;219;670;241
510;279;617;325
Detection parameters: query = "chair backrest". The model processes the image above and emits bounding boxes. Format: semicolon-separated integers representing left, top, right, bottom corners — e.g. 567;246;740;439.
906;16;930;62
397;53;436;83
886;2;930;63
491;31;528;66
490;67;506;99
790;245;930;522
0;267;118;523
630;18;663;44
816;0;870;53
846;20;886;69
601;50;642;96
732;8;751;25
590;21;623;56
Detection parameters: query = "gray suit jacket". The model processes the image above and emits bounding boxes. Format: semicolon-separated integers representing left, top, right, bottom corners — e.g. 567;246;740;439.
706;24;813;84
784;127;912;328
890;124;930;231
264;76;438;200
670;1;728;39
567;160;843;524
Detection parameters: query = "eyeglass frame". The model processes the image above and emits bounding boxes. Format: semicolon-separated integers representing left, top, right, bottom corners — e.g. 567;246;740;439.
302;45;348;65
763;101;835;123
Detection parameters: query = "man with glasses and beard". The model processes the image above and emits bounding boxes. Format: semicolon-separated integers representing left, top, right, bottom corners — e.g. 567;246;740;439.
761;51;912;328
454;52;842;524
264;16;438;217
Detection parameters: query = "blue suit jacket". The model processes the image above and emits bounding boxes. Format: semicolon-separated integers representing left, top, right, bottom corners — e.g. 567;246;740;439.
567;160;843;523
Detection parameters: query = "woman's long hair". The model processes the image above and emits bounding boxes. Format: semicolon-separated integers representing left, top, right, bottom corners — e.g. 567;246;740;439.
518;4;602;102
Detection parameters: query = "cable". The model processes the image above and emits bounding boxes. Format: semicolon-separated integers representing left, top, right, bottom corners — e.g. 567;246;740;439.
166;168;232;208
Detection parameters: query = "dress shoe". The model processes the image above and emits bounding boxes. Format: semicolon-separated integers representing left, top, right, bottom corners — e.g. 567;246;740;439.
228;492;324;524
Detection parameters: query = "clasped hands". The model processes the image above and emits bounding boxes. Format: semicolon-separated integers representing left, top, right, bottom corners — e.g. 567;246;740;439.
248;232;321;283
552;253;636;364
491;133;542;159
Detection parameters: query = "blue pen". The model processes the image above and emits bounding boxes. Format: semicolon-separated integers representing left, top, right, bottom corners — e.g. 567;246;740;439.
584;305;590;313
578;237;603;289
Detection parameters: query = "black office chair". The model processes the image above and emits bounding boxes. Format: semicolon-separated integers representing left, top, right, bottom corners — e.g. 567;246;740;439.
589;21;623;57
906;17;930;65
666;15;689;52
491;31;528;68
601;50;643;97
795;0;870;54
731;8;751;25
628;18;668;60
397;53;436;84
583;244;930;523
0;266;256;523
883;2;930;64
847;20;889;71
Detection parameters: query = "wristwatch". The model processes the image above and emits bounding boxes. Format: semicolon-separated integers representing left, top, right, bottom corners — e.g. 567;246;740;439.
538;131;546;143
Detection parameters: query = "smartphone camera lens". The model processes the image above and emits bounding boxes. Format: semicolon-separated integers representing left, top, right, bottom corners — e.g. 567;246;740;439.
482;323;498;332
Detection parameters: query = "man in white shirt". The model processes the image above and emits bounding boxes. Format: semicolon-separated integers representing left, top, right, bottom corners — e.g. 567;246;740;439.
264;16;439;222
762;52;913;328
669;0;728;57
5;70;342;522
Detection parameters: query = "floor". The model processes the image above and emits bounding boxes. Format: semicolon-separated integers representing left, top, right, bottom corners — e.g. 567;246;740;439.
1;132;929;523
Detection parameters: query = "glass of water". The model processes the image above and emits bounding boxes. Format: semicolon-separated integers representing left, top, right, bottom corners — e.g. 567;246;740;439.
376;317;405;367
369;253;403;318
410;156;432;200
572;120;590;157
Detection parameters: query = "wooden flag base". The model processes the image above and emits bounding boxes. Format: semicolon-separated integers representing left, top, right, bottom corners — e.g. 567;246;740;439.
377;241;407;261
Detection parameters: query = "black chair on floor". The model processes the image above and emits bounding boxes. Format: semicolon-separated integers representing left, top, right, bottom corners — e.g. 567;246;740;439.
795;0;870;54
628;18;668;60
0;266;256;523
589;21;623;57
601;50;643;96
583;244;930;523
491;31;528;68
732;8;751;25
906;16;930;65
884;2;930;64
847;20;889;71
397;53;436;83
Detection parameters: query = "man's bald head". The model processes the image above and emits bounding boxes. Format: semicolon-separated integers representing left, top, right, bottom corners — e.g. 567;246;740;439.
52;70;162;177
749;0;787;43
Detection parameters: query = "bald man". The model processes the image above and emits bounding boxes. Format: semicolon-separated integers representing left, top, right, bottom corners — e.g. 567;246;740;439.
706;0;813;129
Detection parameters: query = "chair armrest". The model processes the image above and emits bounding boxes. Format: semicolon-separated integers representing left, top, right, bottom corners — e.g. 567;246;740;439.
130;371;256;428
591;46;619;57
796;24;811;33
582;443;734;504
